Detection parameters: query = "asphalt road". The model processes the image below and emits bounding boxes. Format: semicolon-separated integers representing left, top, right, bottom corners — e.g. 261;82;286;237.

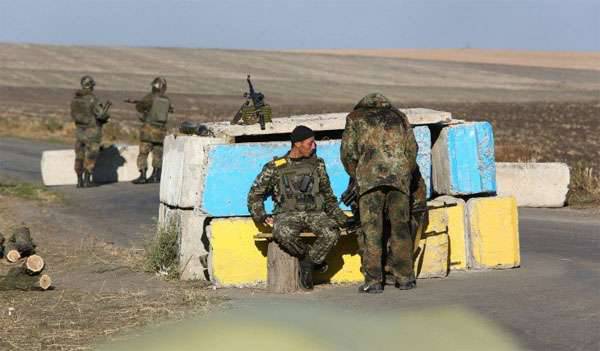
1;137;599;350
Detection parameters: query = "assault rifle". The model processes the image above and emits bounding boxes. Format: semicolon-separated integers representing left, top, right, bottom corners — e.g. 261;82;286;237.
124;98;174;113
244;75;266;130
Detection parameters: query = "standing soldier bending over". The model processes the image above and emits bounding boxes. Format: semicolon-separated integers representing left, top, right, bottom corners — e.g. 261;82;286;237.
129;77;173;184
70;75;111;188
247;126;348;290
341;93;418;293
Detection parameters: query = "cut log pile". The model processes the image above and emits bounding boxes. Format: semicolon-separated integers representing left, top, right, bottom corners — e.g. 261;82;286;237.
0;225;52;291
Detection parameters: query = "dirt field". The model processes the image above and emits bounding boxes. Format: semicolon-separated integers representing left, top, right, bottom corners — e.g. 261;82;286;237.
0;192;223;350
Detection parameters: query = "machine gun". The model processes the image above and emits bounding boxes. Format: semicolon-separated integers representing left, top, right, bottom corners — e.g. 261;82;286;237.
231;75;267;129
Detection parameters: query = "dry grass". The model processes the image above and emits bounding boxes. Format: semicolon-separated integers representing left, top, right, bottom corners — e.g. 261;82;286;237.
0;197;222;350
567;162;600;207
0;180;62;203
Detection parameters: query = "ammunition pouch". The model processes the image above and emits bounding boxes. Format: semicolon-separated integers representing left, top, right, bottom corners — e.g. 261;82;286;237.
278;159;323;212
71;95;95;127
237;104;272;125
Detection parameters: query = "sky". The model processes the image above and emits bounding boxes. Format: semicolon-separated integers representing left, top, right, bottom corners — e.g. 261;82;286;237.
1;0;598;51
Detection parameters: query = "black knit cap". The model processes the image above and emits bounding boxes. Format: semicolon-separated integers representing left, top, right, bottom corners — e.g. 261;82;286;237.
290;125;315;143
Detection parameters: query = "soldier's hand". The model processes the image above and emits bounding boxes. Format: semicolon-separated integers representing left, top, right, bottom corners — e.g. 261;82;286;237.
264;216;274;227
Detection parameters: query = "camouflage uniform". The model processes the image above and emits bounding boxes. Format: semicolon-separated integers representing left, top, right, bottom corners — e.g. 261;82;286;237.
341;93;418;287
248;153;347;264
70;88;109;176
135;92;171;171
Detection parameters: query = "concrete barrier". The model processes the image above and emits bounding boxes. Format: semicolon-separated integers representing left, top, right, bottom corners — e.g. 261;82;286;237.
41;144;152;186
433;195;468;271
432;121;496;196
496;162;570;207
465;196;520;270
207;109;451;140
158;203;209;281
159;135;227;209
207;217;361;286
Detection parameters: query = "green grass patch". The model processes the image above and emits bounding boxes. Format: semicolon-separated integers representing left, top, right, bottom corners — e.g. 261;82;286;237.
0;180;62;202
144;220;180;280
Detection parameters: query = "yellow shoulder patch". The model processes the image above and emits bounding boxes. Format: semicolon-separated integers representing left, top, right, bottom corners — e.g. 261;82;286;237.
274;158;287;167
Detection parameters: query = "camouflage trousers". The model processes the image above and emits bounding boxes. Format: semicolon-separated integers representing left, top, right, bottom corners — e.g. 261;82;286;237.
358;187;415;285
137;142;163;170
273;211;340;264
74;139;100;174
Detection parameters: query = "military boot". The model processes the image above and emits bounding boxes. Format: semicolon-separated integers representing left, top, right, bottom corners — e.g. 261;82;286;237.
132;169;147;184
82;171;98;188
395;280;416;290
148;167;162;183
76;173;84;188
358;282;384;294
299;256;314;290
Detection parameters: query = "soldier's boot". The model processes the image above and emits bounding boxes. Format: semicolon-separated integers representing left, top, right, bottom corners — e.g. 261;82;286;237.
358;282;384;294
82;171;98;188
395;280;417;290
76;173;84;188
147;168;161;183
132;169;148;184
299;256;314;290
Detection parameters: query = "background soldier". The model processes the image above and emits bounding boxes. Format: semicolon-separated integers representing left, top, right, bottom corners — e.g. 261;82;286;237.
130;77;173;184
247;126;348;290
70;75;111;188
341;93;418;293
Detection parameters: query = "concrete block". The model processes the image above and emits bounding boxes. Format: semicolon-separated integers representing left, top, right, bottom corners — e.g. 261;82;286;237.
200;129;431;217
496;162;570;207
208;217;361;287
414;126;432;199
41;144;152;186
432;121;496;196
432;196;468;271
465;196;520;270
159;135;227;209
158;203;209;281
206;109;451;139
414;232;449;279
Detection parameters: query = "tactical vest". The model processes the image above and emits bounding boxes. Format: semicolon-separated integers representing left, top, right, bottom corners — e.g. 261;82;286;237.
147;96;170;126
71;95;95;127
277;157;324;212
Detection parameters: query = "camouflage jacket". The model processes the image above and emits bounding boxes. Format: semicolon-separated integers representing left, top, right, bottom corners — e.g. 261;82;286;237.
340;93;418;195
70;89;109;143
247;153;347;226
136;92;172;143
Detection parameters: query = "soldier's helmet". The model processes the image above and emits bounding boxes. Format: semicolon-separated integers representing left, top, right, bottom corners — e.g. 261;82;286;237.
151;77;168;93
80;75;96;90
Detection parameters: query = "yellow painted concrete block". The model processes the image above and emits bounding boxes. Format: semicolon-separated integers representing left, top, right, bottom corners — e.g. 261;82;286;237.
466;196;520;269
433;196;467;270
414;232;449;279
209;218;268;286
208;218;363;286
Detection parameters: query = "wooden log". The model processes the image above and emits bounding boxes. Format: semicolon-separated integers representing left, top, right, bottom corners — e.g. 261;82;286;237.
5;225;36;262
6;250;20;263
267;240;300;293
0;267;52;291
24;255;45;275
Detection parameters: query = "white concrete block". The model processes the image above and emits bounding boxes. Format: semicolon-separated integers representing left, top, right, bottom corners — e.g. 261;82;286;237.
158;203;209;281
496;162;570;207
206;109;451;139
159;135;227;209
41;144;152;186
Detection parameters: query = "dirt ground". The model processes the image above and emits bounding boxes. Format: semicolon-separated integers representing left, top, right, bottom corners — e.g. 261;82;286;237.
0;195;223;350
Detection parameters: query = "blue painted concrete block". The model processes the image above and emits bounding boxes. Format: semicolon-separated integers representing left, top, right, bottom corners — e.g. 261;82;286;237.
202;127;432;217
431;122;496;196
